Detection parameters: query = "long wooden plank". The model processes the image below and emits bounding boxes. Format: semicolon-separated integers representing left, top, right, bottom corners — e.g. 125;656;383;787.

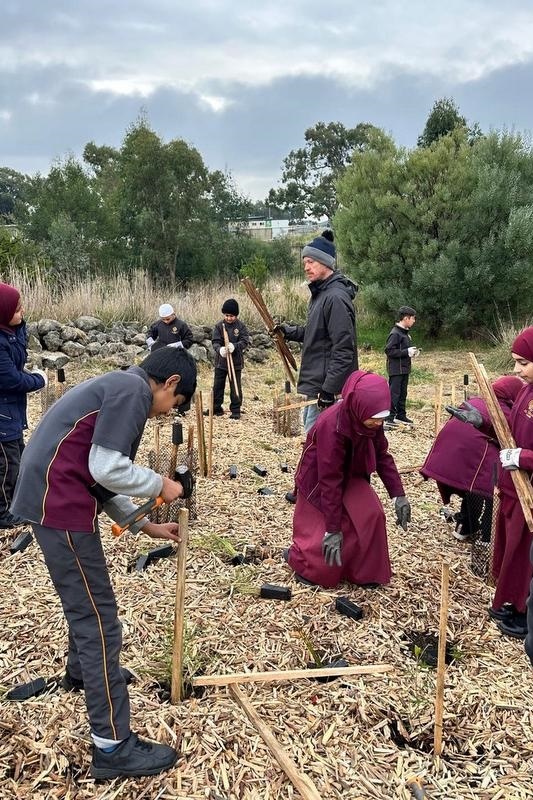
171;508;189;703
229;684;322;800
469;353;533;531
191;663;392;686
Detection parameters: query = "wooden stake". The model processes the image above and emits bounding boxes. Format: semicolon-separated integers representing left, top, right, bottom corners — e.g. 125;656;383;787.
194;392;207;477
276;398;318;413
434;381;443;437
469;353;533;531
222;326;238;392
229;684;322;800
434;560;450;756
207;390;214;479
171;508;189;703
192;663;392;687
450;384;456;407
398;464;423;475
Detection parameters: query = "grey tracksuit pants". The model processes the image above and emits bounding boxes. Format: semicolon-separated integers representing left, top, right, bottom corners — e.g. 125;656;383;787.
32;523;130;740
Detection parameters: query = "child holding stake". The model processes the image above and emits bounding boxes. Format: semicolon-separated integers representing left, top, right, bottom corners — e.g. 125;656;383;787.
0;282;47;528
209;299;250;420
10;347;197;778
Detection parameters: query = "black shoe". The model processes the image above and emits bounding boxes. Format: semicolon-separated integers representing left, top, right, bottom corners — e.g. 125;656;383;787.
90;732;178;779
497;615;527;640
0;512;25;529
295;573;318;587
282;548;290;563
285;491;297;504
62;666;134;692
488;605;516;622
229;413;241;420
203;409;224;417
383;417;398;430
395;416;414;424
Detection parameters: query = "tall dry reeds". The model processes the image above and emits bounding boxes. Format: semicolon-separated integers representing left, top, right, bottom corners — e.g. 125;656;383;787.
0;268;312;327
484;310;533;371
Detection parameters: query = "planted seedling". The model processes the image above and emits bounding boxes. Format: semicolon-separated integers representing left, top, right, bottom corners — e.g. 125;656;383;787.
405;630;457;668
299;627;349;682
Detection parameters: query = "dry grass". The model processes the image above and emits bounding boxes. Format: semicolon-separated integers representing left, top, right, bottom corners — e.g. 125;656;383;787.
2;351;533;799
0;268;311;327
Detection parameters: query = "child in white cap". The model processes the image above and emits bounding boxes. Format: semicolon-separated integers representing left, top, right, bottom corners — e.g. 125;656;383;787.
146;304;193;352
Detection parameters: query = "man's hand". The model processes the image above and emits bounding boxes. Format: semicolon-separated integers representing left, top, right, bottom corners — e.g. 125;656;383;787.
142;521;181;542
317;390;335;410
322;531;343;566
394;496;411;530
269;323;289;338
500;448;522;470
445;402;483;429
160;475;184;503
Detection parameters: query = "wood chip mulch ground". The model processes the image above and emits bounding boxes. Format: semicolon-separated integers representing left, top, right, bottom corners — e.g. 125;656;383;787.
1;352;533;800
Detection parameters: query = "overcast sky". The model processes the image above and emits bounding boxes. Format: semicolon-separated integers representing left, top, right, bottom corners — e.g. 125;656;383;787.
2;1;533;199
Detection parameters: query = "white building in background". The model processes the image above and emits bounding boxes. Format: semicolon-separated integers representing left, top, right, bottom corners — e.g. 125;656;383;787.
228;217;290;241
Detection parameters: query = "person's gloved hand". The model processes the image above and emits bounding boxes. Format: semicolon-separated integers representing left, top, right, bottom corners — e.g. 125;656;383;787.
167;341;183;349
219;346;227;358
317;390;335;410
394;496;411;530
269;323;289;338
322;531;343;566
175;465;195;498
407;346;417;357
146;336;155;350
31;368;48;387
227;342;235;353
500;448;522;470
445;402;483;429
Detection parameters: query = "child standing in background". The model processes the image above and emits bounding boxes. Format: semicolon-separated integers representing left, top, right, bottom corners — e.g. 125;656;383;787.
384;305;420;427
0;282;47;529
146;303;193;352
210;299;250;420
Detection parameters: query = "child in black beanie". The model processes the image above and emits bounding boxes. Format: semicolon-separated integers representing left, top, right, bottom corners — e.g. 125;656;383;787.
209;299;250;420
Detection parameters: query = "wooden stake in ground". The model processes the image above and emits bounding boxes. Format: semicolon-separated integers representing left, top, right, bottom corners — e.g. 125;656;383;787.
434;381;443;437
207;390;214;479
241;276;297;386
450;384;456;407
469;353;533;531
154;422;162;522
171;507;189;704
434;560;450;756
194;392;207;477
229;684;322;800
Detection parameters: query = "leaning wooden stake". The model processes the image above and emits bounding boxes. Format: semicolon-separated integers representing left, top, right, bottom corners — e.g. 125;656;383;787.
222;327;238;392
434;381;443;437
194;392;207;477
469;353;533;531
171;508;189;703
434;560;450;756
192;663;392;687
229;684;321;800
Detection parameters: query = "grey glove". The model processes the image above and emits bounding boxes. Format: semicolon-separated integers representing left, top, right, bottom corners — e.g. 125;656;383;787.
445;402;483;429
322;531;343;567
394;496;411;530
269;323;290;338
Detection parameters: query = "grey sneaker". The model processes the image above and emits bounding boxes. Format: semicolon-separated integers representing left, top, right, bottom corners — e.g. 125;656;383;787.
90;732;178;779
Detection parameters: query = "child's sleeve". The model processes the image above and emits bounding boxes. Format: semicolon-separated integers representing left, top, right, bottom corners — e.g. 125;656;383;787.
0;346;45;394
236;322;250;353
212;322;223;353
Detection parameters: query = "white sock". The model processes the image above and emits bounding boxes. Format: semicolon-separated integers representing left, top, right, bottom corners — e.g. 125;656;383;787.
92;733;126;750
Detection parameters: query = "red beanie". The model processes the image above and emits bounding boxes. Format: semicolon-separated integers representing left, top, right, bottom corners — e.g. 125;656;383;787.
0;282;20;330
511;326;533;362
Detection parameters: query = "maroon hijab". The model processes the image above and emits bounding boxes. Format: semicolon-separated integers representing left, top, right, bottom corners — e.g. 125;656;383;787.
338;370;391;438
0;282;20;334
511;326;533;362
492;375;525;406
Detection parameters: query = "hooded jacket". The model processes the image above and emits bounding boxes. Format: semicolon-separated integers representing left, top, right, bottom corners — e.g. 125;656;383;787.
0;322;45;441
283;272;357;397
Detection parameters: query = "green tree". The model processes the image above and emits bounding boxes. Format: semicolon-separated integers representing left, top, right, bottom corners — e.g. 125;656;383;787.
268;121;381;220
0;167;33;224
417;97;481;148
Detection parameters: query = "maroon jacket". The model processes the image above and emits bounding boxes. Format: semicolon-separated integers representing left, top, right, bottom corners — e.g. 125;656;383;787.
421;377;524;501
499;382;533;498
295;371;404;531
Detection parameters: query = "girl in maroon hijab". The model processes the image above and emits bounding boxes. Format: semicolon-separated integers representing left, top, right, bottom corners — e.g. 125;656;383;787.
421;376;524;542
0;282;46;528
493;326;533;639
285;370;410;588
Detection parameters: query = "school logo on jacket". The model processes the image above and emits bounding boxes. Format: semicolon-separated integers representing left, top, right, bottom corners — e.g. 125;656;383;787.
172;327;178;333
234;329;240;337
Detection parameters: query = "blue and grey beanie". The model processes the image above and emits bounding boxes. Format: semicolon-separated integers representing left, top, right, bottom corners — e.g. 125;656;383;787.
301;229;336;270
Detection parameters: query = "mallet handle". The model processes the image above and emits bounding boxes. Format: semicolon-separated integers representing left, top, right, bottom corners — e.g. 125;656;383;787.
111;496;164;537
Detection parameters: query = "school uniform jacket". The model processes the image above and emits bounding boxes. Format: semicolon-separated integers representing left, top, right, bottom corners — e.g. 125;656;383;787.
0;322;45;443
212;319;250;371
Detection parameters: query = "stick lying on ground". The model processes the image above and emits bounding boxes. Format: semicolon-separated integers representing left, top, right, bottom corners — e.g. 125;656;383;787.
191;663;392;686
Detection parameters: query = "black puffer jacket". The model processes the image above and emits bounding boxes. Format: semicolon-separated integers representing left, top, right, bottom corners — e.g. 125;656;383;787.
283;272;358;397
384;324;413;376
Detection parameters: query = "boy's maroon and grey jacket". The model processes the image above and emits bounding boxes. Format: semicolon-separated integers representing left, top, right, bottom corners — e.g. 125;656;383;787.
11;367;163;533
212;319;250;370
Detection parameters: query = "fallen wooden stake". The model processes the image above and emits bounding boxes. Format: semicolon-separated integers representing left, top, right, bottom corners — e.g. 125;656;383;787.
398;464;423;475
171;507;189;703
192;663;392;687
229;684;322;800
276;398;317;412
434;560;450;756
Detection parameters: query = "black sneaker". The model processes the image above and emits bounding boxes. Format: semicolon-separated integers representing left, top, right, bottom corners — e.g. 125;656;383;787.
229;413;241;420
62;666;134;692
203;409;224;417
497;615;527;640
395;416;414;425
285;491;297;504
383;417;398;430
488;605;516;622
90;732;178;779
0;512;26;529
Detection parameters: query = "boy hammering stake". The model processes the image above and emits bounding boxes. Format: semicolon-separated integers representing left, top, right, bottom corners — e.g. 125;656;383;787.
10;348;197;779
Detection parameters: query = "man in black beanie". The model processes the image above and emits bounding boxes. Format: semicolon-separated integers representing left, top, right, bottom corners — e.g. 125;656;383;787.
208;298;250;420
11;347;197;779
275;230;358;433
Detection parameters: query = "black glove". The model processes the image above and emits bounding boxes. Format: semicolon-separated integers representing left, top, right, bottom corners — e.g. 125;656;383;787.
445;402;483;429
322;531;343;567
317;390;335;410
175;465;195;499
394;496;411;530
269;323;289;338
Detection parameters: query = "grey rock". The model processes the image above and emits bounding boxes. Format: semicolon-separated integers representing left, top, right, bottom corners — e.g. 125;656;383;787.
75;316;105;332
190;324;207;343
61;325;88;343
43;331;63;350
247;347;268;363
188;343;208;362
62;341;85;358
86;342;102;356
37;318;62;335
131;333;147;346
250;333;272;348
41;352;70;369
27;333;42;352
